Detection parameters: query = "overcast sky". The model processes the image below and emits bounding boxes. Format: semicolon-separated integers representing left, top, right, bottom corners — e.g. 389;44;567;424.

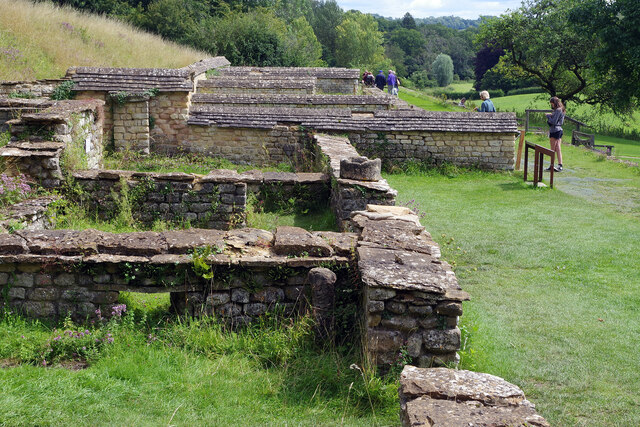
335;0;523;19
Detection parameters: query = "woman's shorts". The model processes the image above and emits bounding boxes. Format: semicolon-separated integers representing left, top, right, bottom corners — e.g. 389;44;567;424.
550;130;563;139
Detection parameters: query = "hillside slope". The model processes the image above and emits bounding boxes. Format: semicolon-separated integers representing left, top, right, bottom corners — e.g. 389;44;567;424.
0;0;208;81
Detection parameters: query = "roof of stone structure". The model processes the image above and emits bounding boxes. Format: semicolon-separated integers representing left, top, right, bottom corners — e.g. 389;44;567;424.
71;66;193;92
17;99;104;124
190;93;394;106
182;56;230;76
198;77;316;90
188;106;518;133
70;57;229;93
219;67;360;79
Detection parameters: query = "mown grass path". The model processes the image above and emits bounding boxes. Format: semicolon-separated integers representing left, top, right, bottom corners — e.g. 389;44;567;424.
386;148;640;426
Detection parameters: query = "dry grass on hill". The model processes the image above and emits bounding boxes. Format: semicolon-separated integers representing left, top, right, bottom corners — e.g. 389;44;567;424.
0;0;209;81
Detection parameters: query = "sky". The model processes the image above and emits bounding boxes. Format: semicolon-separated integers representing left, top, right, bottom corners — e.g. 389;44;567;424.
335;0;523;19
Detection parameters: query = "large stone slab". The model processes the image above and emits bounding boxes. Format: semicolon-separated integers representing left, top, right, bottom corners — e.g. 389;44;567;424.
358;218;440;257
312;231;358;256
163;229;226;254
0;233;28;254
273;226;333;257
399;366;550;427
403;397;550;427
97;231;167;255
358;246;458;294
16;229;102;255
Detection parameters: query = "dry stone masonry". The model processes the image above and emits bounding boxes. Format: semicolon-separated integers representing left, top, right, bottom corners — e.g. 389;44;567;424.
399;366;550;426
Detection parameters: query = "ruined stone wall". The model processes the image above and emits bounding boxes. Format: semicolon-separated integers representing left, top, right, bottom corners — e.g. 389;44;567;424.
0;228;352;322
348;130;515;169
1;104;103;187
0;79;67;98
186;125;306;165
72;170;247;230
75;91;112;142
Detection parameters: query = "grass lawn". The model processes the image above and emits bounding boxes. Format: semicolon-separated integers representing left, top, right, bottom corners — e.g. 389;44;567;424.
385;147;640;425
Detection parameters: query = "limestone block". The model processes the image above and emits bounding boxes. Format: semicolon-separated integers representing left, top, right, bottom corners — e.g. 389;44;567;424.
231;288;250;304
28;287;59;301
423;327;461;354
14;273;34;288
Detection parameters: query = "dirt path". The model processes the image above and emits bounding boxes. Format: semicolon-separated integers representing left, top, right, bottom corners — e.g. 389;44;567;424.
533;161;640;216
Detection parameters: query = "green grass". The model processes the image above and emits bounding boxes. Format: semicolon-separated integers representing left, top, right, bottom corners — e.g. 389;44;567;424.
385;150;640;425
0;307;399;425
102;152;302;175
0;0;207;81
399;89;470;112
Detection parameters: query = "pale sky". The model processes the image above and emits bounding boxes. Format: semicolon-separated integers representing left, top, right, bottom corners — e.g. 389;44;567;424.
336;0;523;19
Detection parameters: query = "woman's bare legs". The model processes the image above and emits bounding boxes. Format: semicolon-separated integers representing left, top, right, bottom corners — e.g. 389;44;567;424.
550;137;563;166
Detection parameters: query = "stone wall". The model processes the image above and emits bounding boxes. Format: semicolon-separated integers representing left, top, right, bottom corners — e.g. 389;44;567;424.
0;227;353;322
186;124;307;165
348;130;515;169
148;92;190;153
72;170;247;230
0;197;57;232
70;169;331;230
314;134;397;230
0;79;67;98
0;100;104;187
354;206;470;368
112;95;150;153
197;77;317;95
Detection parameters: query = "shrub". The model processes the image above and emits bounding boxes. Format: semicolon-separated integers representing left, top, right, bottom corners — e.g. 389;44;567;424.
50;80;76;100
507;87;543;96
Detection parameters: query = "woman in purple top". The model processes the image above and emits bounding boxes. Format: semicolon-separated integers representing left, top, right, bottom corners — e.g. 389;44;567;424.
546;96;565;172
387;70;398;96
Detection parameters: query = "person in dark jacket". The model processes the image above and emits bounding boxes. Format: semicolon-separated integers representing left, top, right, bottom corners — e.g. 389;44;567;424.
374;70;386;91
545;96;566;172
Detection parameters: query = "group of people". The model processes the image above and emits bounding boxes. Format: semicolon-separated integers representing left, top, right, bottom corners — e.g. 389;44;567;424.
363;70;400;96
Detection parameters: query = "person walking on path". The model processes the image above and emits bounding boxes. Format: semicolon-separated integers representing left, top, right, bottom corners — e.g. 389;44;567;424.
475;90;496;112
546;96;566;172
374;70;386;91
387;70;398;96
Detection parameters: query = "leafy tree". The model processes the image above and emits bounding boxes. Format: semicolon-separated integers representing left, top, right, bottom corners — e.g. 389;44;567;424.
334;11;385;69
308;0;344;66
432;53;454;87
476;0;596;106
282;17;325;66
401;12;416;30
212;10;288;66
570;0;640;113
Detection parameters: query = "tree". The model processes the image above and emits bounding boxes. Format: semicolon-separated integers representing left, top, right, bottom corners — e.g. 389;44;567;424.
570;0;640;113
432;53;454;87
476;0;596;106
282;17;325;66
401;12;416;30
334;11;385;69
308;0;344;66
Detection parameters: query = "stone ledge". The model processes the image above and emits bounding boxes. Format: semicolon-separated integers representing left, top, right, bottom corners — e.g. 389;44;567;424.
399;366;550;427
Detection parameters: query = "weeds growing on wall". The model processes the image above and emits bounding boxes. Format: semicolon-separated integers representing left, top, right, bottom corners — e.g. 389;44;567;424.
50;80;75;100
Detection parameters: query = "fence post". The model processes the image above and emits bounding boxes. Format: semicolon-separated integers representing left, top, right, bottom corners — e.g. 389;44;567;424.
515;130;525;170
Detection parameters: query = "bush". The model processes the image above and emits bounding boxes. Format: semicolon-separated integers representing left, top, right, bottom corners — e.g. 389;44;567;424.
410;71;436;89
50;80;76;100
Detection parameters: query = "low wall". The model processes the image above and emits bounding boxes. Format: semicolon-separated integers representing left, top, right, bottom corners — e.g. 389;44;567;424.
314;134;397;230
71;169;331;229
186;124;307;165
0;79;67;98
0;227;353;322
0;197;57;232
349;130;515;169
71;170;247;230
